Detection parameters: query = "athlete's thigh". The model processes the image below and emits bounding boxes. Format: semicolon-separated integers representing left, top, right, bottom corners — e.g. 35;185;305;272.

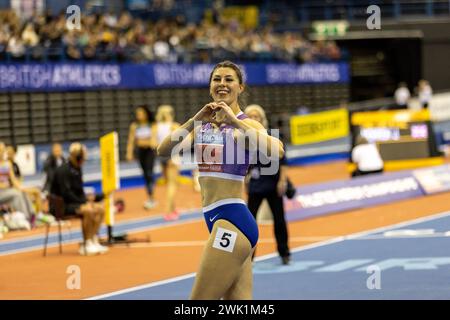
191;219;253;299
223;249;254;300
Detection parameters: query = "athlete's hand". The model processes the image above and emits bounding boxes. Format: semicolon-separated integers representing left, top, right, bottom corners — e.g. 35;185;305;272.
192;103;217;123
211;101;238;126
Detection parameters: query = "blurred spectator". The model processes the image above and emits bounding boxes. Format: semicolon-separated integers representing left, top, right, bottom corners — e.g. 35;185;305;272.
42;143;66;194
5;145;21;180
21;23;39;47
0;8;343;63
7;31;25;59
351;136;384;177
6;145;44;217
154;105;180;221
394;82;410;109
51;142;108;256
418;80;433;109
126;106;158;210
0;142;35;223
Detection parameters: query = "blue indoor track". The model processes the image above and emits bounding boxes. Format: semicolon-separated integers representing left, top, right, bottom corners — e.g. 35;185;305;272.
90;211;450;300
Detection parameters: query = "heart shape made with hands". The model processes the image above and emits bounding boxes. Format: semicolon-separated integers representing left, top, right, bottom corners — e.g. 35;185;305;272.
197;102;236;127
210;102;236;126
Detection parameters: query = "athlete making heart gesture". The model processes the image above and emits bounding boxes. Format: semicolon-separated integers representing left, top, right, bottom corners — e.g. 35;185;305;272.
158;61;284;300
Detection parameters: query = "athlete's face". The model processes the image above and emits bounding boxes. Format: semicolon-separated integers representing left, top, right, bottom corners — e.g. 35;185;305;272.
209;67;243;105
136;108;148;123
246;110;263;125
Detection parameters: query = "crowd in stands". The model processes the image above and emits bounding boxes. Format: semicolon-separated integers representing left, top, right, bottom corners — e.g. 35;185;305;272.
0;9;341;63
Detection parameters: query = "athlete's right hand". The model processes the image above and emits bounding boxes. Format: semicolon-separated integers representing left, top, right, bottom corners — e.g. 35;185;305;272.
192;103;217;123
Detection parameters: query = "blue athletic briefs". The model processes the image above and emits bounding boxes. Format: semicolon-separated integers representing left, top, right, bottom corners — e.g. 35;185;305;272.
203;199;259;248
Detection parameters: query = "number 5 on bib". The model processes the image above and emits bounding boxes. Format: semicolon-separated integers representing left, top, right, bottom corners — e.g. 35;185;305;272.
213;227;237;253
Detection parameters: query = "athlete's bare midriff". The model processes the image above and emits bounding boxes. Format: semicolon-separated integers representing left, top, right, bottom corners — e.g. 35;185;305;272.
199;176;245;207
136;138;152;148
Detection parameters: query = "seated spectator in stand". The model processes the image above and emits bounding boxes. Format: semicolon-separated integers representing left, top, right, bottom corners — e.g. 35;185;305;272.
21;22;39;47
418;79;433;109
351;136;384;177
0;141;36;222
7;31;25;60
6;145;43;215
394;82;410;109
43;142;66;194
51;142;108;256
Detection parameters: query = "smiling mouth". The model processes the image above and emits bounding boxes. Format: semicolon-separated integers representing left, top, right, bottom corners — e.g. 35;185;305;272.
216;89;229;95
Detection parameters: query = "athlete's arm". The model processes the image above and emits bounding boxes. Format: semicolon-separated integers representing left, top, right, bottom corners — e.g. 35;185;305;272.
235;118;285;159
126;122;136;161
157;104;215;157
213;101;284;158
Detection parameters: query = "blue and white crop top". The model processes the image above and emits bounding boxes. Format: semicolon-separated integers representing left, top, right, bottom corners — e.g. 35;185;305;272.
194;112;253;182
135;124;152;140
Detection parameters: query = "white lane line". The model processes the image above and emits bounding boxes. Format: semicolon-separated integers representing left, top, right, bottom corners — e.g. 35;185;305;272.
86;210;450;300
109;236;335;249
0;217;203;257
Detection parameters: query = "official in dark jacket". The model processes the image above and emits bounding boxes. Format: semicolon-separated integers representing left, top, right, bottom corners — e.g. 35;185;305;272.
43;143;66;193
245;105;291;265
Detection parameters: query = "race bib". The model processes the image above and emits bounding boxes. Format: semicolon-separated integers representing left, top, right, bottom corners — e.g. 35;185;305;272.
212;227;237;253
195;130;224;166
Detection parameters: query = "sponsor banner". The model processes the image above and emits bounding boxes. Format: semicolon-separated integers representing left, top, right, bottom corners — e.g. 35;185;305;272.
221;6;259;29
100;132;120;194
15;144;36;176
413;164;450;194
0;62;349;91
284;170;424;221
351;109;430;128
35;140;100;174
290;108;349;145
264;62;349;84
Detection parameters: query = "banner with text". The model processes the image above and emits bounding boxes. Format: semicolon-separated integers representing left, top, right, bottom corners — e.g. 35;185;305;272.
284;170;424;221
290;108;349;145
0;62;349;91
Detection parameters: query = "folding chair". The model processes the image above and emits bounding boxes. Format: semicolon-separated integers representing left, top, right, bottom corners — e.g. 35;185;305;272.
43;194;83;257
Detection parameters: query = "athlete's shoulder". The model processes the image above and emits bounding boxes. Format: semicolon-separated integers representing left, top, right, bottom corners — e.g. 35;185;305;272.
241;117;265;130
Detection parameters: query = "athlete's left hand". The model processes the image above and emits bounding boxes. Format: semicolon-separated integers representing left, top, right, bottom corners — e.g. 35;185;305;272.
212;101;238;126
